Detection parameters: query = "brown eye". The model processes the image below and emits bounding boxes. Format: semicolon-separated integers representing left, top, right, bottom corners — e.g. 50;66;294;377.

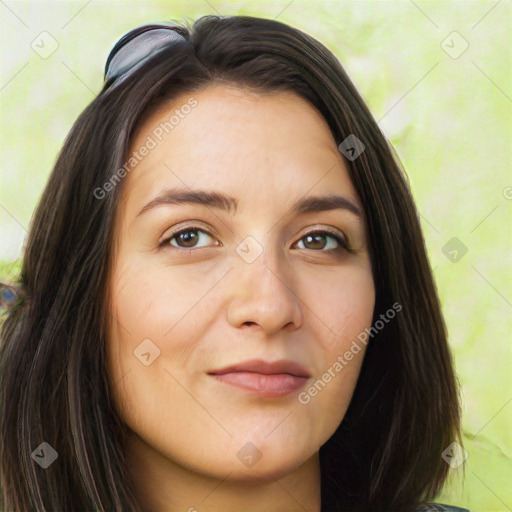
174;229;199;248
163;227;216;250
295;230;347;252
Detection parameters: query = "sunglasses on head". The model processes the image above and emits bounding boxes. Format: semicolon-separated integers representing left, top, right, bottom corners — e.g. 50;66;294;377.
104;23;188;87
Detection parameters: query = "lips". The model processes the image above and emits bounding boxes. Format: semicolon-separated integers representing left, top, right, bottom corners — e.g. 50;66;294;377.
208;358;311;397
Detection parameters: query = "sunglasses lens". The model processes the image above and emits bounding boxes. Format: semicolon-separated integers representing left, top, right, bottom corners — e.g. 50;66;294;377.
105;25;186;83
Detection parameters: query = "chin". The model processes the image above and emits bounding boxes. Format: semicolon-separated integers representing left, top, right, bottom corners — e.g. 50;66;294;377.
218;455;312;484
208;437;319;482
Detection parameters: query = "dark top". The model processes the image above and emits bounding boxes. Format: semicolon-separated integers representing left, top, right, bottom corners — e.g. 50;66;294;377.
411;504;471;512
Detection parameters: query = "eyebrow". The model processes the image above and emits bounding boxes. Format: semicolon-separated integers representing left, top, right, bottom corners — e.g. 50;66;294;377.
136;188;362;219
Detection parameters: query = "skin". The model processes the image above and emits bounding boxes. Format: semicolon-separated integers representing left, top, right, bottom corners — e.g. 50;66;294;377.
106;84;375;512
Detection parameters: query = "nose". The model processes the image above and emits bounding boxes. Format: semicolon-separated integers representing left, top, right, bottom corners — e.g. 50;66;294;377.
226;246;303;335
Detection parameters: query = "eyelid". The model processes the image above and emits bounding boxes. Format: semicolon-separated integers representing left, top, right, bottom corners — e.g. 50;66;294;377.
295;226;350;252
159;221;217;245
300;226;347;243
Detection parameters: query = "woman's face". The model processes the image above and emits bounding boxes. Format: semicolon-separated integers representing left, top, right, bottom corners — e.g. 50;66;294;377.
107;84;375;483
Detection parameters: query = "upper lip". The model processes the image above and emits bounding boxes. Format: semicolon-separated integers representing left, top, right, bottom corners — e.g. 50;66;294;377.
208;358;311;378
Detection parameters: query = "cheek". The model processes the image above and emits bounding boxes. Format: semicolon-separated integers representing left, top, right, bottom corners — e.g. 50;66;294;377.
301;263;375;348
297;326;370;442
108;255;226;337
299;351;366;441
105;257;227;413
294;264;374;433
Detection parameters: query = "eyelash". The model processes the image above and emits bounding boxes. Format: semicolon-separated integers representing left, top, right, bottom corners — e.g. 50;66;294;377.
160;226;350;254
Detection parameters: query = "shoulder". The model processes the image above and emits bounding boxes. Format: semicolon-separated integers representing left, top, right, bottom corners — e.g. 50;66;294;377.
410;503;471;512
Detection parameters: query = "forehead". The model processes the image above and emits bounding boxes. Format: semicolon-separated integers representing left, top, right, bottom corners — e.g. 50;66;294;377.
119;84;359;218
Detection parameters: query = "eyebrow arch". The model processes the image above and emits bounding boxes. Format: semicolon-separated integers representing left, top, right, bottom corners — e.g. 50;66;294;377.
136;187;362;218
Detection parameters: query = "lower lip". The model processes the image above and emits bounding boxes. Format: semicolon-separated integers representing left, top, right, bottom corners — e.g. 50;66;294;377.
210;372;308;397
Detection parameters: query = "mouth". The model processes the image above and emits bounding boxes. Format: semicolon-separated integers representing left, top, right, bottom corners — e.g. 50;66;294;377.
207;359;311;397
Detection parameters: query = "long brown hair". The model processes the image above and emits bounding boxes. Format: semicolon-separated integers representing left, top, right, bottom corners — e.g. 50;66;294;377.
0;14;462;511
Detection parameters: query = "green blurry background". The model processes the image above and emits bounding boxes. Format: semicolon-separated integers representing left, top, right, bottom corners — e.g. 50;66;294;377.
1;1;511;510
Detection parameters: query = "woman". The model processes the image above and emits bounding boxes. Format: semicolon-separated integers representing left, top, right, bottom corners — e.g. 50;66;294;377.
0;14;469;512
